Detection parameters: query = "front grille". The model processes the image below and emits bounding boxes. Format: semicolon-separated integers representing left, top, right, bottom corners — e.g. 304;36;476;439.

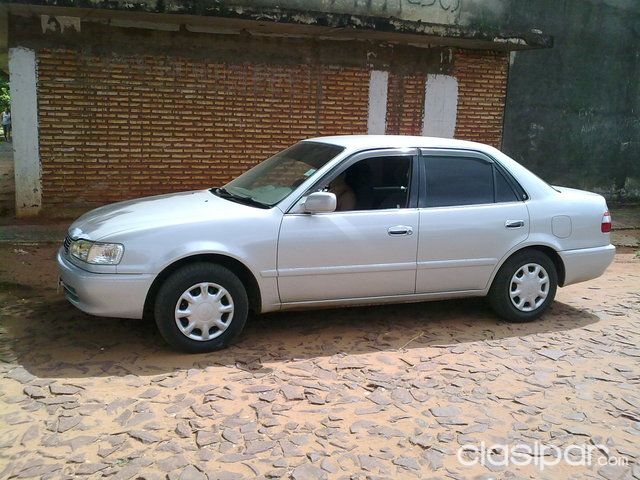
63;235;72;255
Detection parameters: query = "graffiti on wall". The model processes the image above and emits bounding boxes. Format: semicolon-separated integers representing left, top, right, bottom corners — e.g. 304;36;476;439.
405;0;461;13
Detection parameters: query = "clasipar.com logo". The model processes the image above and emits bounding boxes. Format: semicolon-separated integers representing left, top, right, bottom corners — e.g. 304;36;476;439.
457;441;629;471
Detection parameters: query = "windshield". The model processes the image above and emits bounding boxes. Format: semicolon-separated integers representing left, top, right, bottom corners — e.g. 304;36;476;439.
218;142;344;206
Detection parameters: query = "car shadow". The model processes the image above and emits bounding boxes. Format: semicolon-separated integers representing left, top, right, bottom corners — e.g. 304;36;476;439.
2;288;600;380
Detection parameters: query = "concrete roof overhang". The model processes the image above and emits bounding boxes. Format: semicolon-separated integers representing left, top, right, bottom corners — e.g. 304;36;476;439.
0;2;553;73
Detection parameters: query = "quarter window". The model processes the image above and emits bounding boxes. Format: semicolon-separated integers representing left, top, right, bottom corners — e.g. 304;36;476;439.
494;167;520;203
424;156;519;207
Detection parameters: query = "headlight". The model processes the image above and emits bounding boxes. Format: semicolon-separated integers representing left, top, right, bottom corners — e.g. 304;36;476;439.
70;239;124;265
87;243;125;265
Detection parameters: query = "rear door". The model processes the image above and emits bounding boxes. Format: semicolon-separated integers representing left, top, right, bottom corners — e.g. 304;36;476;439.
416;149;529;293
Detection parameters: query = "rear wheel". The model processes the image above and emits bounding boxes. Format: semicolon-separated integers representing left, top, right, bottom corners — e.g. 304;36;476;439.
154;263;248;353
488;250;558;323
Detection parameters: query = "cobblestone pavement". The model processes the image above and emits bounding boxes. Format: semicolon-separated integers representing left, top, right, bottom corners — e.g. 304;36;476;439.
0;244;639;479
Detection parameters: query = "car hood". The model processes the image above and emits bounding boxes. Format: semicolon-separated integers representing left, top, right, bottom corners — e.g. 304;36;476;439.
69;190;253;240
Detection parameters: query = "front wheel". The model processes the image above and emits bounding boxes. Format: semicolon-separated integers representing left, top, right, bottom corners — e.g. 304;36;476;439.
154;263;248;353
488;250;558;323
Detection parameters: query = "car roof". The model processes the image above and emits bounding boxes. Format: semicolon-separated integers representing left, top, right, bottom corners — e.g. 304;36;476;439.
305;135;491;153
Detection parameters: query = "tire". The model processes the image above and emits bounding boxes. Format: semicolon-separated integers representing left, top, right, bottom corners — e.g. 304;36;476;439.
488;250;558;323
154;262;248;353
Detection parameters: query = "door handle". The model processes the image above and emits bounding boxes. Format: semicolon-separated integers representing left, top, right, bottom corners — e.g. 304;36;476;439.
388;225;413;236
505;220;525;229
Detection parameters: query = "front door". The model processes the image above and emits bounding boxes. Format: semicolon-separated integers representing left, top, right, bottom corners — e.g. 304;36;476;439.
277;149;420;303
416;150;530;293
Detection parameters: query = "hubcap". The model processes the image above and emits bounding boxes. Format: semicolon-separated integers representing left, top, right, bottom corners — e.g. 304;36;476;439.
509;263;549;312
174;282;234;341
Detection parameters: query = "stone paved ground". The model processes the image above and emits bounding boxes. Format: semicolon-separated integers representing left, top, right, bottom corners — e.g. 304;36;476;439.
0;244;639;479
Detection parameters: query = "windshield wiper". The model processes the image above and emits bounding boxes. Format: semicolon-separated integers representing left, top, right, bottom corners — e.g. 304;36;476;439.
212;188;270;209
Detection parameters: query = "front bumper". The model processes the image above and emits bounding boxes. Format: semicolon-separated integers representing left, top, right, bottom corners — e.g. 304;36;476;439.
57;248;154;319
559;244;616;287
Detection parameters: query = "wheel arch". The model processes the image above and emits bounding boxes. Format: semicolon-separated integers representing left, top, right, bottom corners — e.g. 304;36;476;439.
143;253;262;319
490;244;566;289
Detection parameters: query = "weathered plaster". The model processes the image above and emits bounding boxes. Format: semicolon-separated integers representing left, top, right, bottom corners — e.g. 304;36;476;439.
9;46;41;216
4;2;552;51
110;18;179;31
229;0;463;25
368;70;389;135
422;73;458;138
40;14;80;33
496;0;640;198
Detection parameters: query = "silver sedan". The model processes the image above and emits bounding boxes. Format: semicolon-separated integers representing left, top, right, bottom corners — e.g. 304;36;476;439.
58;136;615;352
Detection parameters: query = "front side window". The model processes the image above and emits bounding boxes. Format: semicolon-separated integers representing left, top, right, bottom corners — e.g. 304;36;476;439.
323;156;412;211
423;156;519;207
218;142;344;207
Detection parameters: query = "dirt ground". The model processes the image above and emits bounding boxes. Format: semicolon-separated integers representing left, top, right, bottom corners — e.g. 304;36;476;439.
0;141;14;218
0;244;639;480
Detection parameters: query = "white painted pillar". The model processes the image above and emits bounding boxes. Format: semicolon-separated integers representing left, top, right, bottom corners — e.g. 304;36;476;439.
367;70;388;135
422;74;458;138
9;47;41;216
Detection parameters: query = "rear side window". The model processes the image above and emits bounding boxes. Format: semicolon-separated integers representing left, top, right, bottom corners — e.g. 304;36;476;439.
423;156;519;207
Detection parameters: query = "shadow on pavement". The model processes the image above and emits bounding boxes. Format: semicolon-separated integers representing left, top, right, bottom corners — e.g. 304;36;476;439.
1;283;599;379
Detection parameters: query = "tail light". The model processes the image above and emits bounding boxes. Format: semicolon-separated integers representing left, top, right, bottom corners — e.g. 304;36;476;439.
601;211;612;233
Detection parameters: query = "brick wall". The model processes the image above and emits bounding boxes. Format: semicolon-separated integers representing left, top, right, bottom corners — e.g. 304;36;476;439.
37;50;369;205
453;50;509;147
36;47;507;207
386;73;426;136
384;49;509;142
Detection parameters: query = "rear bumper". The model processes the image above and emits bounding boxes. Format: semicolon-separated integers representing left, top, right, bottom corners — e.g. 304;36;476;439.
559;244;615;287
57;248;154;319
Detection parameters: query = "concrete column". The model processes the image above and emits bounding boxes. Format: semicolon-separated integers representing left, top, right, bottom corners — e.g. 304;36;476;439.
9;47;41;216
422;74;458;138
367;70;388;135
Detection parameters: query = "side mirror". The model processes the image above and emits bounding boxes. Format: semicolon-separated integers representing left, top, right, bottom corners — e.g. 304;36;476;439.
303;192;337;214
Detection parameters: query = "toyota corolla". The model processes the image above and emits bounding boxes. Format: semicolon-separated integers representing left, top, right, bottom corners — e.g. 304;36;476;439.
57;136;615;352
